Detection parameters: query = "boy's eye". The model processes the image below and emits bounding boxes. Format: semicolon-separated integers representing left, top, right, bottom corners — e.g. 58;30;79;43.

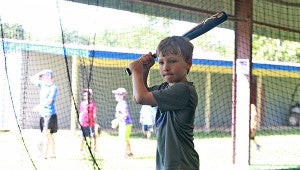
158;59;177;65
169;60;177;64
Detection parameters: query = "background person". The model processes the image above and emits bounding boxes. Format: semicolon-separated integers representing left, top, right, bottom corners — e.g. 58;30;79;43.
79;88;98;152
250;103;261;151
30;69;58;159
139;105;156;139
112;87;133;158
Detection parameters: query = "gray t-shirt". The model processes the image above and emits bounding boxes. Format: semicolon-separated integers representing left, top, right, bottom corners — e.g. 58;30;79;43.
150;82;199;170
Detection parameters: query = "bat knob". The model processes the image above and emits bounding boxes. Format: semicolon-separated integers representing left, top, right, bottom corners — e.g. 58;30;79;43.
126;53;156;76
125;68;132;76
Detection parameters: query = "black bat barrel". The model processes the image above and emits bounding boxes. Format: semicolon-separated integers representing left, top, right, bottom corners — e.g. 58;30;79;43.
183;11;227;40
125;11;228;76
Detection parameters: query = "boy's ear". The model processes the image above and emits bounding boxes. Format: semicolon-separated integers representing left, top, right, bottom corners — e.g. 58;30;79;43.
186;58;192;74
186;59;193;74
187;58;192;66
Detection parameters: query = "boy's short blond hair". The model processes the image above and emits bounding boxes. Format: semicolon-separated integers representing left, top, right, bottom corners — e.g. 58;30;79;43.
156;36;194;62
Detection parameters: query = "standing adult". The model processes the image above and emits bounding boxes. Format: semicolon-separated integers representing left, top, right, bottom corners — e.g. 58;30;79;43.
31;69;58;159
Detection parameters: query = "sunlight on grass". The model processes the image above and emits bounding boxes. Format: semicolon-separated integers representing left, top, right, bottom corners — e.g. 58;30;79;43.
1;129;300;170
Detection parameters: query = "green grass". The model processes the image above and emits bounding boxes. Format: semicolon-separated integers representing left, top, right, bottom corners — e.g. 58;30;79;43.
256;128;300;136
1;129;300;170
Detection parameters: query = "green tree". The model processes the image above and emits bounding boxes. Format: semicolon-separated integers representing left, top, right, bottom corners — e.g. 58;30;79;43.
95;16;171;50
252;35;300;63
59;30;92;45
0;22;26;40
192;33;234;59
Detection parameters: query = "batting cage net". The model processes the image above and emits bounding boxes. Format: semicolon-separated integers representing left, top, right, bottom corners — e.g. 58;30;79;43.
0;0;300;169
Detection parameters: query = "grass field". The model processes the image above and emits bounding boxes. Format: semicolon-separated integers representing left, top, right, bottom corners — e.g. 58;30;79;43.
1;129;300;170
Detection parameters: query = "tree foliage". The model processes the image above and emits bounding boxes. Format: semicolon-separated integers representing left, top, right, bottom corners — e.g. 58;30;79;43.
60;30;92;45
192;33;234;59
1;20;299;63
95;16;170;50
0;22;26;40
252;35;300;63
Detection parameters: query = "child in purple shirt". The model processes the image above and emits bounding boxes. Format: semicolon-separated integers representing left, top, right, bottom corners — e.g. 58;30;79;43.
112;87;133;158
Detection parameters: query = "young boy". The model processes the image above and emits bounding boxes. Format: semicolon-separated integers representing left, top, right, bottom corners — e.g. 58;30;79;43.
129;36;199;169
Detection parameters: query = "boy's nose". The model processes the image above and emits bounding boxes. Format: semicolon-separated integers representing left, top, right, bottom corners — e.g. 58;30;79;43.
162;63;170;71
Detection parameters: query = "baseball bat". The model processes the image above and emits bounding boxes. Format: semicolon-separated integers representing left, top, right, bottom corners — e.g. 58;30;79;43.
126;11;228;76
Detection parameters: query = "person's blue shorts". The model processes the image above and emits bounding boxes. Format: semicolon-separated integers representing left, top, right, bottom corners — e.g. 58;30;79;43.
143;125;153;132
82;126;95;138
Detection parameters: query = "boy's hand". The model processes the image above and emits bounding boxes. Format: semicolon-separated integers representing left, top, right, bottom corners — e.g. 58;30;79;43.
32;104;42;112
129;52;155;74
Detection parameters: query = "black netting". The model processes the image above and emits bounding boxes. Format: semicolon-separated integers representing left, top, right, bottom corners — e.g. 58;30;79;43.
0;0;299;169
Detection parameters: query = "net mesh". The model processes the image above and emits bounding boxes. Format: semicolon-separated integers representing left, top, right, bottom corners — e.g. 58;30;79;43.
0;0;300;169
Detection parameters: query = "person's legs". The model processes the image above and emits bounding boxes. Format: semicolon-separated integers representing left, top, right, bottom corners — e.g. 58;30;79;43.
42;129;50;158
118;124;127;158
250;128;261;151
80;138;85;151
253;137;261;150
143;125;147;138
39;115;57;158
42;130;56;158
80;127;90;151
40;117;44;133
40;116;50;158
146;131;151;139
48;114;57;157
125;124;133;156
146;125;153;139
93;137;97;152
50;134;56;157
89;127;97;152
38;117;44;153
95;123;101;137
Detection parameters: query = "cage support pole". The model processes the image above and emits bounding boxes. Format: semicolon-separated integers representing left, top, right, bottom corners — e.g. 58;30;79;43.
232;0;253;168
71;56;78;131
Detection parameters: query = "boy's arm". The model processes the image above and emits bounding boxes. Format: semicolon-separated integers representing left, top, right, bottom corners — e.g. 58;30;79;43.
30;72;42;86
129;53;156;106
33;85;57;112
93;106;97;118
44;86;57;106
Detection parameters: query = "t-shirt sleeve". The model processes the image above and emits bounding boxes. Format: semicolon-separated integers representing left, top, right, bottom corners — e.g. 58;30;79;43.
48;85;58;103
151;83;190;112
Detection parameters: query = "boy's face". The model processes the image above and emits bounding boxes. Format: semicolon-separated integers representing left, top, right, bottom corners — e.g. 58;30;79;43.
41;74;53;85
83;92;89;100
114;93;126;102
157;53;192;85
